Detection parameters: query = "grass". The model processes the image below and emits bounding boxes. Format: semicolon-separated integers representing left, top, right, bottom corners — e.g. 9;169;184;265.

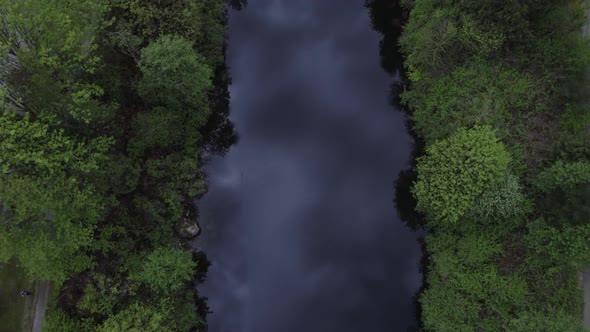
0;262;34;332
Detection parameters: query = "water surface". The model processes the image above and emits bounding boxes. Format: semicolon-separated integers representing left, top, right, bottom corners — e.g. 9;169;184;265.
197;1;421;331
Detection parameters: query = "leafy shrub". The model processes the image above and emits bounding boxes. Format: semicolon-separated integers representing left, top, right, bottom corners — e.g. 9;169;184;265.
534;160;590;192
402;61;537;144
469;173;531;221
413;125;510;225
138;247;196;292
526;218;590;271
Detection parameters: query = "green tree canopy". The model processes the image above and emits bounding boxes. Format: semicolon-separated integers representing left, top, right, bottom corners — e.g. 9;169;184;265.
137;247;196;292
128;35;213;156
413;125;510;225
468;173;531;222
534;160;590;192
0;113;112;281
526;218;590;271
0;0;110;123
98;302;171;332
402;61;538;144
421;231;528;331
506;309;586;332
138;35;212;111
42;310;95;332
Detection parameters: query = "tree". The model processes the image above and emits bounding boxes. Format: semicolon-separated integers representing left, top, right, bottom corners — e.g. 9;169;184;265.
399;3;464;81
468;173;531;222
128;35;213;156
526;218;590;271
0;0;110;123
98;302;171;332
137;247;196;292
421;231;528;331
506;309;586;332
43;310;95;332
105;0;226;65
413;125;510;225
402;61;538;144
534;160;590;192
138;35;212;112
0;113;112;282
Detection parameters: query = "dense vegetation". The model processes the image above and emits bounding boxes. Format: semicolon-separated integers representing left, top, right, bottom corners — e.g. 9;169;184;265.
394;0;590;330
0;0;240;330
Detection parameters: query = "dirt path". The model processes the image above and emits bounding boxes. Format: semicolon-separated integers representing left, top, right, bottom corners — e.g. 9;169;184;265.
31;281;49;332
583;272;590;328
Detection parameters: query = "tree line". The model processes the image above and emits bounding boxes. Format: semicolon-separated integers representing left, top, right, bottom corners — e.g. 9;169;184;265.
0;0;239;330
390;0;590;330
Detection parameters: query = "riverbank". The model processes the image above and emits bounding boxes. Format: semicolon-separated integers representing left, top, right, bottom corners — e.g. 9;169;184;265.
398;0;590;329
0;1;233;330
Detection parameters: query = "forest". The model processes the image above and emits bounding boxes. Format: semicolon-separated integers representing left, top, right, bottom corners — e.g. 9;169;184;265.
395;0;590;330
2;0;590;330
0;0;242;330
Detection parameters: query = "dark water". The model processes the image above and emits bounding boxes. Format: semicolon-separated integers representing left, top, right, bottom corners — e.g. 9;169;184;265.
196;1;421;331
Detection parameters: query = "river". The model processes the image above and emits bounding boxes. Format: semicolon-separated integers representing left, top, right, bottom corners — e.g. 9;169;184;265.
196;1;422;331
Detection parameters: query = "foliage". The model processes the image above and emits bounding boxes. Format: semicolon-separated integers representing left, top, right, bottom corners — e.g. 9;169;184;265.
400;0;590;328
469;173;531;221
137;247;196;292
399;3;464;81
98;302;171;332
413;125;510;225
0;113;112;282
402;61;537;143
0;0;228;328
97;295;200;332
77;273;135;317
128;35;213;157
43;310;95;332
138;35;213;111
506;309;586;332
534;160;590;192
421;231;529;331
106;0;226;66
0;0;111;123
526;218;590;271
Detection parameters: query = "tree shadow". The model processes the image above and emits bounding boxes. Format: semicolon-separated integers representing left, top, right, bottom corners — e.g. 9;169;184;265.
366;1;427;330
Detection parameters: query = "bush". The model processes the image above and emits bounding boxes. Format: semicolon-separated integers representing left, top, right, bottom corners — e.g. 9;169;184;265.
526;218;590;271
469;173;531;221
413;125;510;225
138;247;196;292
534;160;590;192
402;61;537;143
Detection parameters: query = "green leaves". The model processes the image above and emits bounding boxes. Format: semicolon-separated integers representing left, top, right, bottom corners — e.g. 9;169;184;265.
0;112;112;282
402;0;590;329
129;35;213;156
137;247;196;293
534;160;590;192
98;301;172;332
402;61;537;144
138;35;213;111
413;125;510;225
0;113;112;176
469;173;531;222
507;310;586;332
421;231;529;331
526;218;590;271
0;0;109;122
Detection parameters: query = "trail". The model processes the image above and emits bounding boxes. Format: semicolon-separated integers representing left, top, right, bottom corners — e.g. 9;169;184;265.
31;281;49;332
